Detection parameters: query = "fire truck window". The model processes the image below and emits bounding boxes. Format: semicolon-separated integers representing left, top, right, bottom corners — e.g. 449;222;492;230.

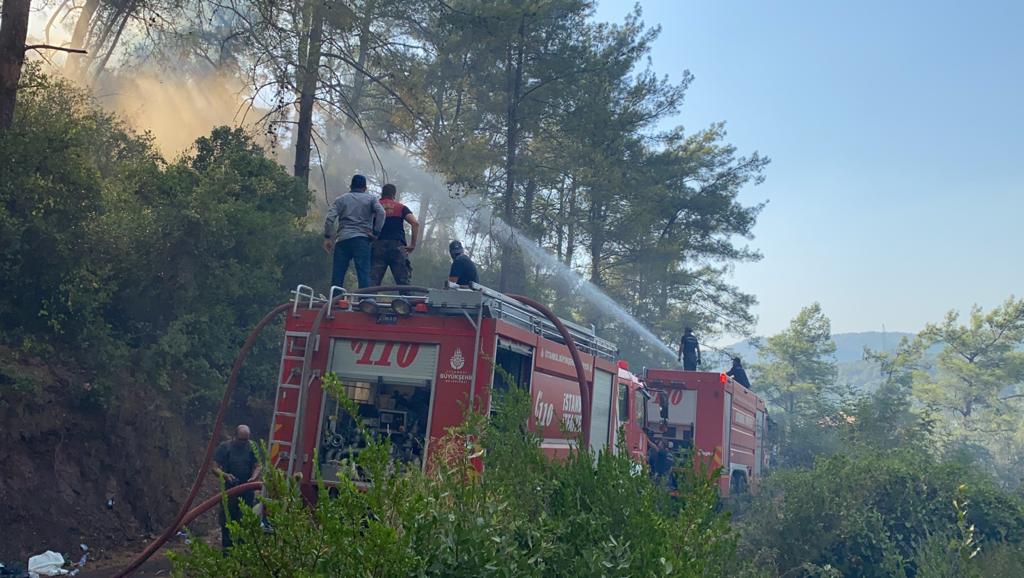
617;383;629;423
493;347;532;394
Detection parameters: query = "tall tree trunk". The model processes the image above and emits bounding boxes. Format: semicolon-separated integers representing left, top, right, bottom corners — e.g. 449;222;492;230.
555;180;565;261
564;180;576;267
348;0;376;125
498;13;526;293
589;198;605;286
289;0;310;169
0;0;30;131
554;178;574;311
91;2;133;83
521;178;537;237
419;192;432;243
64;0;97;78
294;0;324;186
295;0;310;81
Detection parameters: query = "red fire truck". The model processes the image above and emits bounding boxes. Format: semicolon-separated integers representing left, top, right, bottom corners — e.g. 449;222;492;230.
269;283;651;488
644;368;769;495
269;283;767;495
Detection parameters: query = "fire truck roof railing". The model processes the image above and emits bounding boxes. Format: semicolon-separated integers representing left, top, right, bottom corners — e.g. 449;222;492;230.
443;282;618;361
291;283;618;362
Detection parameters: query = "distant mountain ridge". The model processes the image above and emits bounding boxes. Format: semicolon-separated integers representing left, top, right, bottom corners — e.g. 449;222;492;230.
721;331;919;392
723;331;917;364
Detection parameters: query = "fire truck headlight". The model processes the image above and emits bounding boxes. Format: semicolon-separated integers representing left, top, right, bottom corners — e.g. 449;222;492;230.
358;298;378;315
391;297;413;317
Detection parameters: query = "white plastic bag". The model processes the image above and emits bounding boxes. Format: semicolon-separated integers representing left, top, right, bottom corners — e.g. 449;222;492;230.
27;550;68;577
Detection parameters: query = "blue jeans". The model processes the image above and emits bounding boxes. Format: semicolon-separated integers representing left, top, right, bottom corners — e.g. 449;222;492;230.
333;237;372;289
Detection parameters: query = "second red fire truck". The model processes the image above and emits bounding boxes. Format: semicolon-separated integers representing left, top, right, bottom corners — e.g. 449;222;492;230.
269;283;768;495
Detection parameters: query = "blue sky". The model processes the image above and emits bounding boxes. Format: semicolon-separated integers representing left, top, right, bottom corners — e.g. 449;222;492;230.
594;0;1024;338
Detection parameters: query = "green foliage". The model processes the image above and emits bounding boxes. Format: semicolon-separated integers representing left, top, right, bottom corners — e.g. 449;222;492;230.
377;2;766;366
0;68;323;412
738;449;1024;578
172;376;737;576
751;304;840;466
0;357;45;400
972;541;1024;577
754;303;838;414
852;338;934;450
910;298;1024;479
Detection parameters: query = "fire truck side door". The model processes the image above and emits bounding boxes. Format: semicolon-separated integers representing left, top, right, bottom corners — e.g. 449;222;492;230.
631;389;647;461
589;369;615;455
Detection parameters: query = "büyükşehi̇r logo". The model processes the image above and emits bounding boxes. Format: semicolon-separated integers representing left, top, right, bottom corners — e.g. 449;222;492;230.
450;348;466;371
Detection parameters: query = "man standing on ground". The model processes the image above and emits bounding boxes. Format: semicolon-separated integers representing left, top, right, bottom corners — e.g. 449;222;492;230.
323;175;385;289
678;327;701;371
370;184;420;286
212;424;261;551
448;240;479;286
727;357;751;388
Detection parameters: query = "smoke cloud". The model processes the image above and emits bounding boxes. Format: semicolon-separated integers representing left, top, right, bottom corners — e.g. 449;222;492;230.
93;70;253;157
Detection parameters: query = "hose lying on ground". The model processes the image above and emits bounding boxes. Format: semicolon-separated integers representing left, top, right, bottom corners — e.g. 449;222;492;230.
114;303;292;578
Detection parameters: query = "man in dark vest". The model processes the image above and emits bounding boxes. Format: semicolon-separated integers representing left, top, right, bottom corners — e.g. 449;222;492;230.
678;327;701;371
448;240;479;286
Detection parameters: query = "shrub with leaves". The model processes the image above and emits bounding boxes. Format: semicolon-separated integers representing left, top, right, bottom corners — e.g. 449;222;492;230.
736;448;1024;577
171;376;737;576
0;67;324;409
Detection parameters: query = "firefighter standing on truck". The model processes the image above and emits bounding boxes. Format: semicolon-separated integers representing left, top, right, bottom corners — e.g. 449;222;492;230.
678;327;701;371
370;184;420;286
322;174;385;289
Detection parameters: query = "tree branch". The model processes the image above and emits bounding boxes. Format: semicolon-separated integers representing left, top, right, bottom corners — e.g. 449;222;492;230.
24;44;87;55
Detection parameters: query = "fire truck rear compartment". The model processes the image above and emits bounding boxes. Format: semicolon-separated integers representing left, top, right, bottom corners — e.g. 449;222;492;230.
316;336;440;482
318;377;432;482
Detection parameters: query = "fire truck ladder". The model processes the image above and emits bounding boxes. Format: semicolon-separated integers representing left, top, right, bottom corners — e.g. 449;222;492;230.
269;285;321;476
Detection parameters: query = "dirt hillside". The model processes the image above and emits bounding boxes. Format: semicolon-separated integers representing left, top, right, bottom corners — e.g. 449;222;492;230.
0;348;227;564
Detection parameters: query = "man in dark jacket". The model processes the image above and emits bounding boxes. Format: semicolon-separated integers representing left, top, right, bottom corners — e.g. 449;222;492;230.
678;327;701;371
323;175;385;289
727;357;752;388
212;424;261;550
448;240;479;286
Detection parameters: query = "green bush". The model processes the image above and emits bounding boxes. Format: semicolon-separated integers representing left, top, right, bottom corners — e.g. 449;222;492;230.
0;67;325;411
171;381;737;576
737;449;1024;577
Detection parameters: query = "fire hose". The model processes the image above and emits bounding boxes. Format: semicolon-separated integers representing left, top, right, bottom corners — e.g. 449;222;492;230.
115;286;588;576
507;294;592;449
113;302;292;578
